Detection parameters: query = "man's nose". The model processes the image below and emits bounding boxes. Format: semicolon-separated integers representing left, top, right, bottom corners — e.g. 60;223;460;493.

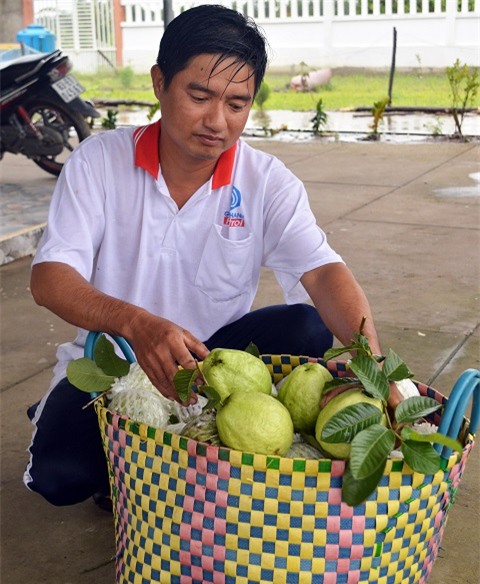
204;102;226;131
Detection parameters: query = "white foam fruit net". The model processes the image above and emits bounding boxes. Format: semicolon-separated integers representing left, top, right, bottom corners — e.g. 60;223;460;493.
107;363;204;429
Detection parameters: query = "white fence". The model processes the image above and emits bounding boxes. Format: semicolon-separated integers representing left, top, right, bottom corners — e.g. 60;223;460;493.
121;0;480;72
33;0;117;72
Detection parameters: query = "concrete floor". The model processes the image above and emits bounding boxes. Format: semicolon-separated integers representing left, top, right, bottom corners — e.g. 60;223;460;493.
1;139;479;583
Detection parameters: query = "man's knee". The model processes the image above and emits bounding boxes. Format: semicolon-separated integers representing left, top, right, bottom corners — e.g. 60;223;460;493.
283;304;333;356
24;469;91;506
285;303;319;327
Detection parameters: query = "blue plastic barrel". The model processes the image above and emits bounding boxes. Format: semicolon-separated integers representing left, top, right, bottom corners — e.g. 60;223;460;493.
16;24;56;53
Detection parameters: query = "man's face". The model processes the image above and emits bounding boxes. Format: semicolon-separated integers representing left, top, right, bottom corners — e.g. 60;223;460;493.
151;54;255;163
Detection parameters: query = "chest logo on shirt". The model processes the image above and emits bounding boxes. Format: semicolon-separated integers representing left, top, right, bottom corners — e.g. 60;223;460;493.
224;186;245;227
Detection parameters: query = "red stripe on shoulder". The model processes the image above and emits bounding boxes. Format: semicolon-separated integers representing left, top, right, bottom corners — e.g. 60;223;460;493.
212;142;237;190
134;120;161;179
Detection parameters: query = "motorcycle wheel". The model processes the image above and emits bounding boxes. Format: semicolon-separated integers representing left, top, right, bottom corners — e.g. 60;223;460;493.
24;98;91;177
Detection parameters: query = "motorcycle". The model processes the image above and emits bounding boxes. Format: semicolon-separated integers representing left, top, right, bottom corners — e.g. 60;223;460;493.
0;49;99;176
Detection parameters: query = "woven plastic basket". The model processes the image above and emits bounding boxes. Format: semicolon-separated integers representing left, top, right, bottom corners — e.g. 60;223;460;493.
86;334;479;584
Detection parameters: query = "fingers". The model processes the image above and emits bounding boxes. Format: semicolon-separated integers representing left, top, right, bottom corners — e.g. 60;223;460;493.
127;314;210;403
142;357;198;405
139;355;179;401
184;331;210;362
133;325;206;405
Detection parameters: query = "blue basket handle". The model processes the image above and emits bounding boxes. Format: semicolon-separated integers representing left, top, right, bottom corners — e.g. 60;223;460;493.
84;331;136;397
435;368;480;459
84;331;136;363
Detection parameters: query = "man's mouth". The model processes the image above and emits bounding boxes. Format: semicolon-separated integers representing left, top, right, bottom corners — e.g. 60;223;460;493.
196;133;224;146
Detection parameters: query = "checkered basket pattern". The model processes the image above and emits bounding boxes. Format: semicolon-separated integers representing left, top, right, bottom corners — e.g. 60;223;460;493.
94;355;477;584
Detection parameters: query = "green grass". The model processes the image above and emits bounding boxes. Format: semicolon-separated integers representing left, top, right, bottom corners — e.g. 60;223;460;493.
263;71;461;110
78;71;156;103
76;69;478;111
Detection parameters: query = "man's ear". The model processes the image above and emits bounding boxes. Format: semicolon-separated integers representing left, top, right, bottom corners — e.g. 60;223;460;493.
151;64;165;100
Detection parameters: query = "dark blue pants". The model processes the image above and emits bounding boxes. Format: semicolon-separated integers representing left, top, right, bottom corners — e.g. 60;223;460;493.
24;304;332;506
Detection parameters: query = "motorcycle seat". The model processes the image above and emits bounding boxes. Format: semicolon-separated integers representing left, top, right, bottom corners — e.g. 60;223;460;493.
0;51;60;88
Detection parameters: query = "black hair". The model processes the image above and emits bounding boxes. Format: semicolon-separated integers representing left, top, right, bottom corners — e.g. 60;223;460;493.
156;4;269;96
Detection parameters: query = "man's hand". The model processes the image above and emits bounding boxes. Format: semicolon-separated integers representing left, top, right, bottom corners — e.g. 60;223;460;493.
126;313;209;403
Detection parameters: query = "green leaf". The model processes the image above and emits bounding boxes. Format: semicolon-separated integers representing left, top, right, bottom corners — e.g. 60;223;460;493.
395;396;441;424
401;427;463;456
401;440;442;474
323;329;384;363
323;345;356;361
349;425;395;479
200;385;222;408
382;348;414;381
321;403;383;443
173;368;196;403
244;342;260;358
342;460;387;507
348;355;390;401
322;377;361;395
66;357;116;393
202;399;219;411
351;332;372;357
93;334;130;377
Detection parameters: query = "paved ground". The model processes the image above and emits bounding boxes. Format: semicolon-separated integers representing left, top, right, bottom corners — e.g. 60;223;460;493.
1;138;479;584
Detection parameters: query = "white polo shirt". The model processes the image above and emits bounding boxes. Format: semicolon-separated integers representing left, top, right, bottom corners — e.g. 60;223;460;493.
34;120;343;384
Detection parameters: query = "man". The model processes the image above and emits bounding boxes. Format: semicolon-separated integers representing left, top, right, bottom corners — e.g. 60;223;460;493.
24;5;397;507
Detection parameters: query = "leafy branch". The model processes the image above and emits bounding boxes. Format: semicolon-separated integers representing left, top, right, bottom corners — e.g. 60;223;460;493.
311;98;328;135
446;60;479;138
368;96;389;139
67;334;129;393
172;365;223;409
322;321;463;506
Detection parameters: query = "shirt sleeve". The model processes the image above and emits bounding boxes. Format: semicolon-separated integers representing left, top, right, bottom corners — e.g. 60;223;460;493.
32;135;107;281
261;162;344;304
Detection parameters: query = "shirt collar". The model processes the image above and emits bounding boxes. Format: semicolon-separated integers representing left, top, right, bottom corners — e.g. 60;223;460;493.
133;119;237;189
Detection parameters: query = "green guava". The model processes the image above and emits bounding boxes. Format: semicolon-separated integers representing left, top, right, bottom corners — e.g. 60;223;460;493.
216;391;294;456
315;389;385;459
202;348;272;402
277;362;333;433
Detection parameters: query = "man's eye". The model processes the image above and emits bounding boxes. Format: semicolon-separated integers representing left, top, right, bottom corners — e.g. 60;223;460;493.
191;94;206;103
230;103;246;112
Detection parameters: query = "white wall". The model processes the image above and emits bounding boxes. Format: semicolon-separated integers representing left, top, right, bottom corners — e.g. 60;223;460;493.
120;0;480;72
122;25;159;71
